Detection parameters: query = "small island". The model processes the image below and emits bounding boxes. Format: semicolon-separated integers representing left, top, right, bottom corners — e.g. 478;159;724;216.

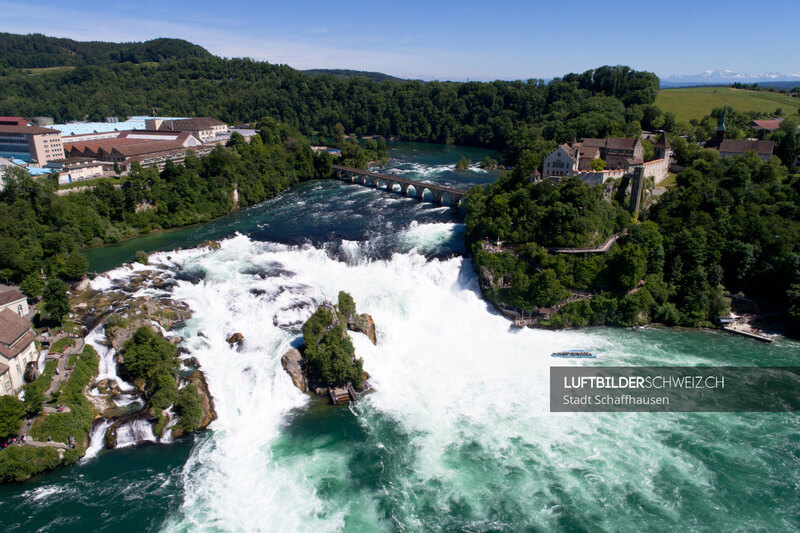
282;291;375;403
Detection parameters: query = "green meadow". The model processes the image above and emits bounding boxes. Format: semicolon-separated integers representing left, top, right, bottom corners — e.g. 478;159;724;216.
656;86;800;122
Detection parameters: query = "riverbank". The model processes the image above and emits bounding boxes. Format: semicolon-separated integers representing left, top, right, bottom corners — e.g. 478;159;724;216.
0;258;218;484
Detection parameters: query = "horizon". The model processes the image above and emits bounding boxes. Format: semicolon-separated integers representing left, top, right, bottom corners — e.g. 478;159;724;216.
1;0;799;82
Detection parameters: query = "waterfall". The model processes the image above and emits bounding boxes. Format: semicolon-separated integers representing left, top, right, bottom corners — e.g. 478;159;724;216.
85;324;136;392
81;419;113;463
115;419;157;448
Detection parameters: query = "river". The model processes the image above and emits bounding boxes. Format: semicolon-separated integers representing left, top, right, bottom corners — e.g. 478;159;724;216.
1;142;799;532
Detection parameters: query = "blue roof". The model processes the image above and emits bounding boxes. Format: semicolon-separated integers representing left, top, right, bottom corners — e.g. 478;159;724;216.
27;167;56;176
51;116;189;137
11;159;28;166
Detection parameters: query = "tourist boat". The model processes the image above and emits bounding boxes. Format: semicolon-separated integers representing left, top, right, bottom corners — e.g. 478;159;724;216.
551;350;596;358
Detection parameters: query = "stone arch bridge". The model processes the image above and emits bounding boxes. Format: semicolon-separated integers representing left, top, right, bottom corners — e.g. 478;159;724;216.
332;165;466;207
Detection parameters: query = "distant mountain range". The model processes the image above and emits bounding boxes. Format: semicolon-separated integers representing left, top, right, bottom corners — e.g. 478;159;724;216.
661;70;800;88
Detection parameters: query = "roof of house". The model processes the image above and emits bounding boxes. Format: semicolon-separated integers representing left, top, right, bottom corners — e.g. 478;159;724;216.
653;132;670;149
156;117;225;132
0;362;8;376
0;308;34;359
0;117;31;126
749;119;783;131
0;288;26;307
580;137;639;151
719;139;775;156
111;141;185;157
578;146;601;159
605;137;639;151
0;124;60;135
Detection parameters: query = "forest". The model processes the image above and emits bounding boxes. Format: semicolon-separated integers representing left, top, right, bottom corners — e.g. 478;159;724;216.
0;34;660;166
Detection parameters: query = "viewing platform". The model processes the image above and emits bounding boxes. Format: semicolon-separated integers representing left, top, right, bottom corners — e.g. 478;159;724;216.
332;165;466;206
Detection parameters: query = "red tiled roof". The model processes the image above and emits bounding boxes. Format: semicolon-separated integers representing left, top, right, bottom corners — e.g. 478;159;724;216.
719;139;775;156
0;124;60;135
749;119;783;131
157;117;225;132
0;117;30;126
111;141;185;157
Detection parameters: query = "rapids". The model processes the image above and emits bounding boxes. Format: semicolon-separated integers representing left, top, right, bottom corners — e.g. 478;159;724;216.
1;142;798;532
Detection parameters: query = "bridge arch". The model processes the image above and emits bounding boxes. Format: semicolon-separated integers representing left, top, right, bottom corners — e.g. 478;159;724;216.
419;187;434;202
405;184;418;198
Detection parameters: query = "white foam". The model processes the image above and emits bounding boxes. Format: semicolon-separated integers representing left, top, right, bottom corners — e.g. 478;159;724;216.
160;232;601;531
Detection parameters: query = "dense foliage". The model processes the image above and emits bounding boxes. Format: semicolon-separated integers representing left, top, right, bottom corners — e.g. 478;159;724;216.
647;151;800;329
121;327;179;410
467;147;800;330
0;120;323;282
0;396;26;439
30;346;98;452
302;300;364;389
0;35;658;164
0;33;210;68
175;384;204;432
0;445;61;483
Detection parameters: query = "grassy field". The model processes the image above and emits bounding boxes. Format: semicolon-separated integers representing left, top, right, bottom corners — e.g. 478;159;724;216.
656;86;800;123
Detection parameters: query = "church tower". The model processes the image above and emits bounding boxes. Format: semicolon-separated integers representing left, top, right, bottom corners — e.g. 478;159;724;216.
706;106;727;149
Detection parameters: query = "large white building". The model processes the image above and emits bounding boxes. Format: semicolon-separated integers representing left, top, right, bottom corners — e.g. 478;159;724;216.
0;288;29;317
0;309;37;396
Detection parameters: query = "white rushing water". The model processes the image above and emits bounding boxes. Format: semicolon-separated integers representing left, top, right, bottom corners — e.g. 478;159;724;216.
85;325;136;393
154;225;616;532
81;419;113;463
115;419;157;448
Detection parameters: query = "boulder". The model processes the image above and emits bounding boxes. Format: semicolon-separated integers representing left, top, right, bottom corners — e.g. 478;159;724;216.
349;313;377;345
226;332;244;347
190;370;217;430
95;378;123;395
281;348;307;392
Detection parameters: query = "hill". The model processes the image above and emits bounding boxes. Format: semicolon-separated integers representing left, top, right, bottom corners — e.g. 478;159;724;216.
656;86;800;122
0;33;211;68
302;69;404;82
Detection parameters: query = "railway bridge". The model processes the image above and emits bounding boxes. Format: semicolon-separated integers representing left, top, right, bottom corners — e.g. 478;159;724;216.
331;165;466;207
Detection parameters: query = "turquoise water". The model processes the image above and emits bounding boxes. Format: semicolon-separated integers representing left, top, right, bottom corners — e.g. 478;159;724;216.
2;142;799;532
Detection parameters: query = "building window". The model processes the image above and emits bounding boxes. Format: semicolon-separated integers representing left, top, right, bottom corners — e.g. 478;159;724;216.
17;304;23;317
5;380;10;391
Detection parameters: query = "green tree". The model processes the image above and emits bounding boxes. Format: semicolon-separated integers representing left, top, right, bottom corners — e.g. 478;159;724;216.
0;396;26;438
531;269;567;307
590;158;606;171
42;278;69;324
58;252;89;280
337;291;356;321
20;274;44;299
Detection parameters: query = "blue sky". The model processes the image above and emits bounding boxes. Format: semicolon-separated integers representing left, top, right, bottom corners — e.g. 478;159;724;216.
1;0;798;81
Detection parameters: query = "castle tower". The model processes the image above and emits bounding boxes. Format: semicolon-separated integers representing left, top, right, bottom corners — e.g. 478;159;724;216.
653;132;671;160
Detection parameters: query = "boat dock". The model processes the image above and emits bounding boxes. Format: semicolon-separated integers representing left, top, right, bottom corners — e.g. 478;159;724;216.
723;324;773;343
329;384;359;405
